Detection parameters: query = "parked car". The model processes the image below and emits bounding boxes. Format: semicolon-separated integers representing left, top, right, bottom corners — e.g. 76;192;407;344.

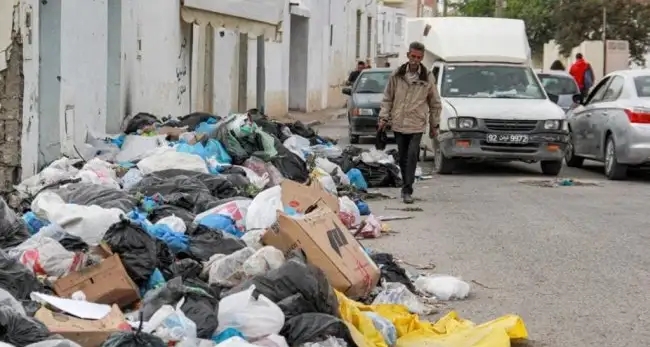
536;70;580;113
342;68;392;144
566;69;650;180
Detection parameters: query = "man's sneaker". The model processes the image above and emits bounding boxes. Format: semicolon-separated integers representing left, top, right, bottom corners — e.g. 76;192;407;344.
403;194;414;204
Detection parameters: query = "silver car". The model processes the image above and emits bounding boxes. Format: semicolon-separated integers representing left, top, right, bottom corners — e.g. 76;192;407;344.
566;70;650;180
536;70;580;113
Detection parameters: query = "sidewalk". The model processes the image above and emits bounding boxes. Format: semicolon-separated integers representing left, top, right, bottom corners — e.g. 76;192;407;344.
272;108;346;127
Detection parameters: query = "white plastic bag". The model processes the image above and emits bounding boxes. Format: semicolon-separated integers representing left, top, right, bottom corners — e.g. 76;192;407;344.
315;157;350;185
242;246;285;277
310;144;343;158
338;196;361;228
233;165;270;190
217;337;257;347
137;148;208;174
25;340;83;347
144;297;198;341
299;337;348;347
195;199;253;233
120;168;144;190
240;229;265;250
7;235;86;277
208;247;255;287
217;285;285;340
75;158;120;189
413;275;470;300
115;134;168;162
254;334;289;347
358;214;381;238
283;135;311;161
155;215;187;234
0;288;26;316
31;191;123;245
372;282;433;315
245;185;282;231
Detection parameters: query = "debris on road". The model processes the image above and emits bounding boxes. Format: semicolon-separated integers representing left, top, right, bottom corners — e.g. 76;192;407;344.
0;109;530;347
385;207;423;212
518;178;602;187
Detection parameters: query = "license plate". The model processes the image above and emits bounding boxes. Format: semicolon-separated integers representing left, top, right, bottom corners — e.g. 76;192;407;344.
486;133;529;144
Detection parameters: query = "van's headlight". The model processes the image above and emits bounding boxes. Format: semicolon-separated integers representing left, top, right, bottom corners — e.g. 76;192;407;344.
543;120;562;130
448;117;477;129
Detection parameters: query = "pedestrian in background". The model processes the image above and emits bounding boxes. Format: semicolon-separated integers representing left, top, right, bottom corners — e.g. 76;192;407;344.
569;53;595;100
378;41;442;204
346;61;366;85
550;60;565;71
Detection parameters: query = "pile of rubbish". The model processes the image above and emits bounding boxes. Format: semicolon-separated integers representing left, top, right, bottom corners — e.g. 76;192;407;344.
0;110;528;347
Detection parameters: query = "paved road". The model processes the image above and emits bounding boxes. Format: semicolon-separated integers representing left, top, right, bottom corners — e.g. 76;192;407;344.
317;117;650;347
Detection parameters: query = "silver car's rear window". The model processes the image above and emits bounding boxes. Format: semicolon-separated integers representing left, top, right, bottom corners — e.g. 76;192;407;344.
634;76;650;97
538;74;579;95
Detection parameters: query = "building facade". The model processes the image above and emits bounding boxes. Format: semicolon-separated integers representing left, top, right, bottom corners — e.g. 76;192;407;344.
0;0;378;190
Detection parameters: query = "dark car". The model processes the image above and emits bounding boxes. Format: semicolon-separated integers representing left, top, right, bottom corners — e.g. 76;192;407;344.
342;68;392;144
536;70;580;113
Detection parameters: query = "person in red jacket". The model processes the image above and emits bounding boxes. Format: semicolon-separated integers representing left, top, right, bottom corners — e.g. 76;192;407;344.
569;53;595;101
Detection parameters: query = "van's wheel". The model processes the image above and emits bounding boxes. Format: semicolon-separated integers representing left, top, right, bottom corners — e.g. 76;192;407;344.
540;160;563;176
604;136;627;180
350;135;360;144
565;132;584;167
433;141;455;174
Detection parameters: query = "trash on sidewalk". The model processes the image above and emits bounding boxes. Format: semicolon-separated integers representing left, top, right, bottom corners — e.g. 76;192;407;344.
0;108;530;347
518;178;601;187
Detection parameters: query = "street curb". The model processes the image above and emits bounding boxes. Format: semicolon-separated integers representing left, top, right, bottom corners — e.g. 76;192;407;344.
333;111;346;120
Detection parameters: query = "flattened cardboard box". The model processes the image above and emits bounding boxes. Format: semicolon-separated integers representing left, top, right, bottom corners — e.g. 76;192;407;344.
35;304;128;347
281;179;339;214
263;202;379;298
53;243;139;308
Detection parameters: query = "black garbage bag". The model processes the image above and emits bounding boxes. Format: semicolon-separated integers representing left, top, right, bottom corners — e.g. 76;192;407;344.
370;253;416;293
186;225;245;261
155;239;175;275
355;161;403;188
227;258;338;317
213;122;250;165
177;112;220;131
280;313;357;347
124;112;160;134
0;250;45;300
131;174;219;214
150;169;240;199
101;330;166;347
55;233;89;253
140;277;219;339
147;204;196;229
101;218;158;286
271;152;309;183
375;127;389;151
166;258;203;280
287;121;317;139
0;306;51;345
0;198;30;249
53;183;138;212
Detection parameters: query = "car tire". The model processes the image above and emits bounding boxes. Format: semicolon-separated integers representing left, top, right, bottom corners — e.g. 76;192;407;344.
433;141;455;174
540;160;563;176
565;132;585;168
604;136;627;180
350;135;360;144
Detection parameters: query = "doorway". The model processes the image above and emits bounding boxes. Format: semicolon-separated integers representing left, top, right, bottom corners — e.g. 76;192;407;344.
288;14;309;111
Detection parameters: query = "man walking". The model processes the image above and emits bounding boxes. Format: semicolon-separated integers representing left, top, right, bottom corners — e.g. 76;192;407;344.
569;53;595;100
378;41;442;204
346;61;366;85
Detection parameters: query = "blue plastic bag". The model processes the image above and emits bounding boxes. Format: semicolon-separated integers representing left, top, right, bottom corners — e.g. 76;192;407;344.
195;121;219;135
364;311;397;346
177;142;208;159
205;139;232;164
22;212;49;235
346;168;368;191
197;214;243;238
355;199;370;216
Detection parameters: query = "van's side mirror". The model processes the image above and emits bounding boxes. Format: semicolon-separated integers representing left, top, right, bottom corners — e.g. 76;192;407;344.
342;87;351;95
548;93;559;104
572;93;583;104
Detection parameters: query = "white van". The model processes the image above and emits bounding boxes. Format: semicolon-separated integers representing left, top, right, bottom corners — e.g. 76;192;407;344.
408;17;569;175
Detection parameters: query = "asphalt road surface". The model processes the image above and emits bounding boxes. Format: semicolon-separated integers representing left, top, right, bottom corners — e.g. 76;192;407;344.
317;117;650;347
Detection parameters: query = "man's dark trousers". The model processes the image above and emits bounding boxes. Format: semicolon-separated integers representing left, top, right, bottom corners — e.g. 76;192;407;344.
394;131;422;196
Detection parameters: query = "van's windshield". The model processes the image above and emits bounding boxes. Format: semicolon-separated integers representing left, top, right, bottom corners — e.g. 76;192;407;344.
440;64;546;99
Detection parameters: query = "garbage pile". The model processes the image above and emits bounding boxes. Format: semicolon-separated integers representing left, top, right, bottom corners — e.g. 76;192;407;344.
0;110;529;347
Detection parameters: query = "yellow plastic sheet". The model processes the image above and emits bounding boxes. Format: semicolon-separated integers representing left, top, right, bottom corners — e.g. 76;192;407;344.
335;290;528;347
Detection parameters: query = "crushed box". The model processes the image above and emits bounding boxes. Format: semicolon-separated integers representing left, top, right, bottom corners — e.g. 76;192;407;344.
53;243;139;308
263;202;379;298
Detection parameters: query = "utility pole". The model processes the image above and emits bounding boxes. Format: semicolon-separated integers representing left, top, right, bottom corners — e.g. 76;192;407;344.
495;0;504;17
602;5;608;76
442;0;448;16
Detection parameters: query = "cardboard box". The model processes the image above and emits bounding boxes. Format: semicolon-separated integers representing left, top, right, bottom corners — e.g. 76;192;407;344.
281;179;339;214
263;202;379;298
35;304;129;347
53;244;139;308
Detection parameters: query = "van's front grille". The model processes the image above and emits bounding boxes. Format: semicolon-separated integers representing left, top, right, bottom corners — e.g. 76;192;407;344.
484;119;538;132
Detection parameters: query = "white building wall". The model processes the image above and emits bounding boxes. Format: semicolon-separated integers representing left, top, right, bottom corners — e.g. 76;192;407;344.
377;4;406;66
